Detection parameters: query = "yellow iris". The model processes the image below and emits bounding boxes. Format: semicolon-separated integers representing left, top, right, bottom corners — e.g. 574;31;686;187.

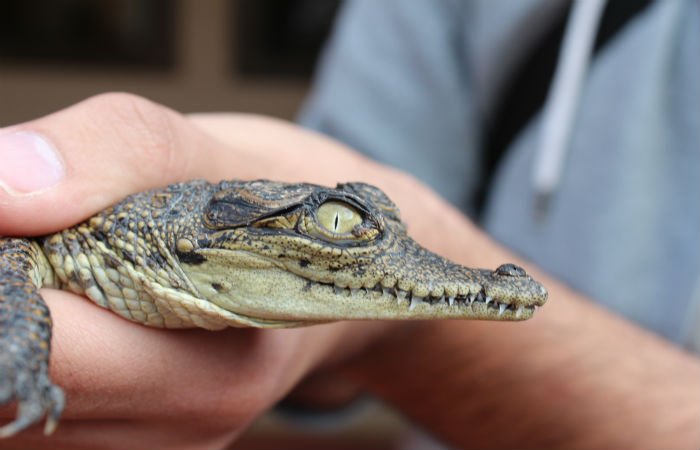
316;201;363;234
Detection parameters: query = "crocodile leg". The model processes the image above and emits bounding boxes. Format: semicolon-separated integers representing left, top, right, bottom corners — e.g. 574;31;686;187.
0;238;64;437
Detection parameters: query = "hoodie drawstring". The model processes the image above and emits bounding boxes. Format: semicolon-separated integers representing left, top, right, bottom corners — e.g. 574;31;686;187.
533;0;607;217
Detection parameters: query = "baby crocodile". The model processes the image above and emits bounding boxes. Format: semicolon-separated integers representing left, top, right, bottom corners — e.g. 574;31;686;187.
0;179;547;437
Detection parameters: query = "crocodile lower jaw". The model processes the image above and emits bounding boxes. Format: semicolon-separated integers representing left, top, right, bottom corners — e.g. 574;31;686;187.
181;253;537;323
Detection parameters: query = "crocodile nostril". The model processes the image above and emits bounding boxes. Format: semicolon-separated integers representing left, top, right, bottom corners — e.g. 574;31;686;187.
495;263;527;277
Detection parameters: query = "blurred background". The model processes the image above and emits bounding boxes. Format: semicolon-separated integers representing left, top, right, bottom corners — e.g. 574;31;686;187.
0;0;339;125
0;0;445;448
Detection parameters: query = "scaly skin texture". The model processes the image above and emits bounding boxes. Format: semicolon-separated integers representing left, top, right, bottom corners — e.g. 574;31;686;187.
0;179;547;437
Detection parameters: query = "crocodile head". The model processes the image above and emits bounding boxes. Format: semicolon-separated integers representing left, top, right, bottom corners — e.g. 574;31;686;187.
175;180;547;327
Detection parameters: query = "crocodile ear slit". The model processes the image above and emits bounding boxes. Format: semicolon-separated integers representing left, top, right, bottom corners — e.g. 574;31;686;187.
204;182;312;229
204;197;301;229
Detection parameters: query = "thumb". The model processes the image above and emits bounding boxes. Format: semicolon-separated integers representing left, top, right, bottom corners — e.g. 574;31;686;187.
0;93;236;236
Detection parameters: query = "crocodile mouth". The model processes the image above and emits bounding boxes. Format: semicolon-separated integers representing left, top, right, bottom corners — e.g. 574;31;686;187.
318;281;541;319
182;249;545;322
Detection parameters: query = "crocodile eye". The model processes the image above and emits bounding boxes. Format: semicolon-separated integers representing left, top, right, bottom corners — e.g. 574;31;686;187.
316;201;362;234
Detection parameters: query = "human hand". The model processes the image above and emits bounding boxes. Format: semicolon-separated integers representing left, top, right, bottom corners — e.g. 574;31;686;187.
0;93;421;449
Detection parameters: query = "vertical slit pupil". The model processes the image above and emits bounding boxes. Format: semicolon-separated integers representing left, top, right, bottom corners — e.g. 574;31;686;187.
334;212;340;231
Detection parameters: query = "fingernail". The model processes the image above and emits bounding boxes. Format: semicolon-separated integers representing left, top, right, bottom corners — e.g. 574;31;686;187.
0;131;65;194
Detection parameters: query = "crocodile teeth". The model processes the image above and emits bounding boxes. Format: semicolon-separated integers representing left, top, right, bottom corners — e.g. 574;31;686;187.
349;282;527;316
409;296;424;311
515;306;524;318
396;289;407;302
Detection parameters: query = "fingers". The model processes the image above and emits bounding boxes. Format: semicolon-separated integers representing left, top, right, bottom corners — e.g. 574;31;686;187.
0;93;235;236
42;290;301;421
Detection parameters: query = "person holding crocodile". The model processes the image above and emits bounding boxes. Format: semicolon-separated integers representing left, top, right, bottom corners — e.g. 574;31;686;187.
0;2;699;450
0;92;697;449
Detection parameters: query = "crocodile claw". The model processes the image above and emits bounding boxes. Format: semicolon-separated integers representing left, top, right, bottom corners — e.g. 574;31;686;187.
0;354;64;437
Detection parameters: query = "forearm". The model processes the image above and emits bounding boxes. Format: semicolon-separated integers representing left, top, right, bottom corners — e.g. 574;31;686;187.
337;200;700;449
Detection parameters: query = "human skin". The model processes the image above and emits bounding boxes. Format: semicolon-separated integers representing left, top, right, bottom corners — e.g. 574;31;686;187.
0;94;698;449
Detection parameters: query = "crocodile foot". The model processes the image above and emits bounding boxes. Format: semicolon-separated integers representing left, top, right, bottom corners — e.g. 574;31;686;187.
0;354;64;437
0;238;65;436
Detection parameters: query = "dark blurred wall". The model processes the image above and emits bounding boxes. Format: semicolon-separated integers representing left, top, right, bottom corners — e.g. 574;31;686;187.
0;0;339;125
